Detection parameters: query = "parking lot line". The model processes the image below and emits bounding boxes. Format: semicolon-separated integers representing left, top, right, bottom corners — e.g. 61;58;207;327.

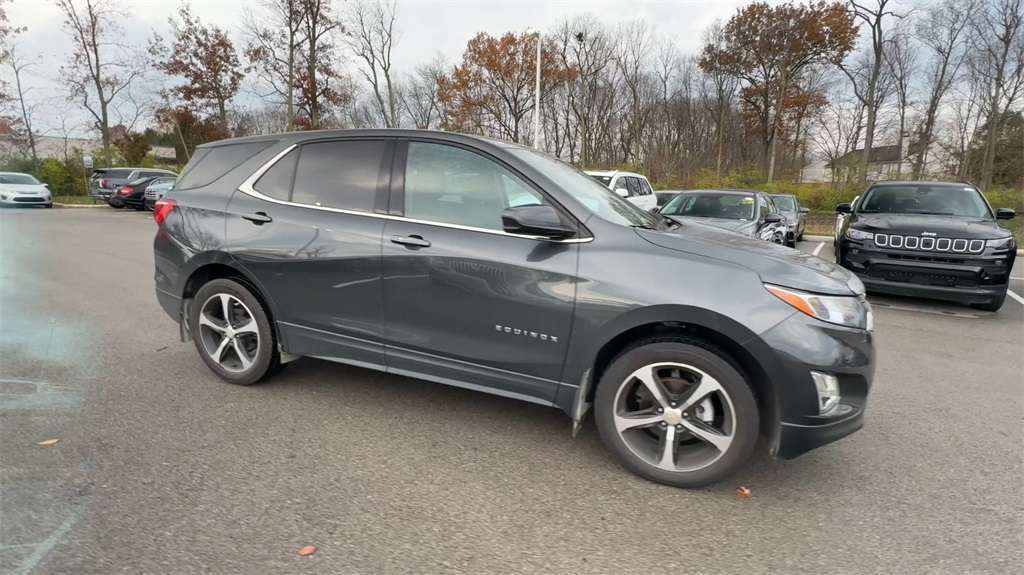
812;242;825;256
1007;290;1024;306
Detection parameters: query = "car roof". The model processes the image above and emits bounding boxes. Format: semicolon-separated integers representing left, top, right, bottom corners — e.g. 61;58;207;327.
678;189;758;195
0;171;33;176
768;192;796;197
868;180;975;188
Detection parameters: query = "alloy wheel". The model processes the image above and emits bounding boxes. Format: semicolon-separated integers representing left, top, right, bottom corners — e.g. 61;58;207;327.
612;362;736;473
197;293;260;373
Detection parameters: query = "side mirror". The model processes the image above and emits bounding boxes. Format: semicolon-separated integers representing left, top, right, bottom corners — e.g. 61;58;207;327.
798;206;810;214
764;213;783;223
43;183;50;189
502;205;576;239
996;208;1016;220
836;203;852;214
650;206;661;213
613;188;629;198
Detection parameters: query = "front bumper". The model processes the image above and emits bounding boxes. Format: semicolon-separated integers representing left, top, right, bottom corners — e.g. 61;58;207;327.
839;238;1014;304
745;310;875;460
0;194;51;206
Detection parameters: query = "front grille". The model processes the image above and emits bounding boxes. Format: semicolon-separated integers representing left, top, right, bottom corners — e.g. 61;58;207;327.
874;234;984;254
144;190;158;200
12;196;44;203
867;265;980;288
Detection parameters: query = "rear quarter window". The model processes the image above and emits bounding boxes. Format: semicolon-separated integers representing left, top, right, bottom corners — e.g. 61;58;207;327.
105;169;132;179
175;141;275;190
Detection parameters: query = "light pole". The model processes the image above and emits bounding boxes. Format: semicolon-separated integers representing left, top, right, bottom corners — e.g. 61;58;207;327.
526;27;541;149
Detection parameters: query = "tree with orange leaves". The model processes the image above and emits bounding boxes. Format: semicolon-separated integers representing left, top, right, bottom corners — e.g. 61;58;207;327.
700;1;856;183
438;31;577;145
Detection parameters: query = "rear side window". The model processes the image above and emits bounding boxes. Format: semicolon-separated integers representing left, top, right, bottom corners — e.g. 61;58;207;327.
639;178;653;196
291;140;389;212
175;141;274;190
105;169;132;179
253;149;298;201
625;177;641;197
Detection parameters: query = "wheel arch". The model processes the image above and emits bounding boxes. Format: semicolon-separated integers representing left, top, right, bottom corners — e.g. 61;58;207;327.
177;253;283;347
559;305;779;440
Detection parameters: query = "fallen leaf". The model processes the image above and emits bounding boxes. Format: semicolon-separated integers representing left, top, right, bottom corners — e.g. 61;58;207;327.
736;486;751;497
298;545;317;557
36;439;60;446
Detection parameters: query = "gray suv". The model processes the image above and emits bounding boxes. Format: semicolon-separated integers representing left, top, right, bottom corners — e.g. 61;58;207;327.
152;130;876;488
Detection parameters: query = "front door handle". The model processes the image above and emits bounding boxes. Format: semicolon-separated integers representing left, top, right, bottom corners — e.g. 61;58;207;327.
242;212;273;225
391;234;431;248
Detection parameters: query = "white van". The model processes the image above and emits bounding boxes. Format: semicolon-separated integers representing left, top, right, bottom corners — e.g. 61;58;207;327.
584;170;657;211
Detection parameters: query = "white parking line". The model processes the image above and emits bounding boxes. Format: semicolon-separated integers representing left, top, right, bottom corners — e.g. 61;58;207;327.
1007;290;1024;306
812;242;825;256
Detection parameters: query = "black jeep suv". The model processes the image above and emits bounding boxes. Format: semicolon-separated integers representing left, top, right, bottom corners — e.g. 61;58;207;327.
836;181;1017;311
153;130;875;488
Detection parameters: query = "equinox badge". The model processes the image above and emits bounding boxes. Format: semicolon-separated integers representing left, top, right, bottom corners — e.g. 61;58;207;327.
495;324;559;343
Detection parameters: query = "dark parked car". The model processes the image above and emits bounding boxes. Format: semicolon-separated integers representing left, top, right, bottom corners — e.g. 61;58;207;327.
153;130;875;488
768;193;809;247
655;190;682;209
836;181;1016;312
89;167;177;201
655;189;789;244
111;176;178;210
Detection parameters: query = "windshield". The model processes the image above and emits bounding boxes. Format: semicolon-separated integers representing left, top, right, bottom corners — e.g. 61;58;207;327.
588;174;612;187
660;191;756;220
0;173;41;185
858;184;993;217
771;196;796;211
509;149;665;229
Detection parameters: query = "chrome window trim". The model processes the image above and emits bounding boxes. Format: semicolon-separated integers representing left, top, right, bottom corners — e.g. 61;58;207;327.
236;143;594;244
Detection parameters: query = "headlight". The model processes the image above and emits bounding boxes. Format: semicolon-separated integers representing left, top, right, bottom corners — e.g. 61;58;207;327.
845;228;873;241
986;236;1015;249
765;284;873;330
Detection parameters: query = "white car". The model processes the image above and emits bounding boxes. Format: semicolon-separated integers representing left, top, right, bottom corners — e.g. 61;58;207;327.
584;170;657;211
0;172;52;208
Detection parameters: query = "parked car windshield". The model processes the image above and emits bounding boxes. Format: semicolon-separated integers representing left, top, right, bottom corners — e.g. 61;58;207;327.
0;173;42;185
857;184;993;218
509;149;665;229
771;195;796;211
660;191;756;220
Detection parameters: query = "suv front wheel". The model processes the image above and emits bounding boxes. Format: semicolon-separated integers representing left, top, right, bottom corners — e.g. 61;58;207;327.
190;279;282;385
594;337;759;488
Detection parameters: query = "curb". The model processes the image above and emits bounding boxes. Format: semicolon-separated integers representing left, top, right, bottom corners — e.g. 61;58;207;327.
54;203;107;209
803;234;1024;257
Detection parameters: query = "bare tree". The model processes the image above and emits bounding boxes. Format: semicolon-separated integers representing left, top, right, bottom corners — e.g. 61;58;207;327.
841;0;906;185
613;20;654;164
243;0;303;130
345;0;400;128
699;20;739;180
399;51;446;129
914;0;975;176
883;22;918;179
3;41;41;168
55;0;150;167
968;0;1024;191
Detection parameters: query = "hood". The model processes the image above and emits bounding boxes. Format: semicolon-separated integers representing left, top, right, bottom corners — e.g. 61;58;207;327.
851;214;1011;239
638;222;863;296
667;216;755;235
0;184;47;194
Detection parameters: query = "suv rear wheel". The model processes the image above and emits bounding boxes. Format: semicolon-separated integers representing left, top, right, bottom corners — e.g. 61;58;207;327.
190;279;281;385
594;337;759;488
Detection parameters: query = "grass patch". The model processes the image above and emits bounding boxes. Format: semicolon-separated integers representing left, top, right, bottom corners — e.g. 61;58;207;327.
53;195;103;205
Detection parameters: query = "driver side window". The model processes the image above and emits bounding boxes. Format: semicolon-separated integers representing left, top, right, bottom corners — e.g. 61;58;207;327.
403;142;547;231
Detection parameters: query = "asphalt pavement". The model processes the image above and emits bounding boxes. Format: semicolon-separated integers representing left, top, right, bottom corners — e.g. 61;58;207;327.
2;207;1022;575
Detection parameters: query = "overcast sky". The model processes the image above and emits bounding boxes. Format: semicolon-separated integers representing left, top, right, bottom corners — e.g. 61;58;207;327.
7;0;774;136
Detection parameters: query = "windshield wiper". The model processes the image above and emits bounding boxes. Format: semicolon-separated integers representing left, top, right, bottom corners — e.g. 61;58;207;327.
857;209;879;213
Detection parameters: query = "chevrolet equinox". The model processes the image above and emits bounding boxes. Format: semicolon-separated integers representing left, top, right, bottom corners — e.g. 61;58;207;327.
153;130;876;488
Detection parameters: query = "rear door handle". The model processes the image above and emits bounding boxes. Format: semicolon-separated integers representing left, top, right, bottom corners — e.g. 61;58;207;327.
390;234;431;248
242;212;273;225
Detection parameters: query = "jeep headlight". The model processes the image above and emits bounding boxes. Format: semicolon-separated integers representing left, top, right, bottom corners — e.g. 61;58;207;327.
845;228;873;241
765;284;873;330
986;236;1015;249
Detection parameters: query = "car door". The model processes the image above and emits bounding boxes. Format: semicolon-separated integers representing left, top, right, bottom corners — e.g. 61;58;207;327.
636;177;656;211
226;138;395;368
380;139;583;404
754;194;778;242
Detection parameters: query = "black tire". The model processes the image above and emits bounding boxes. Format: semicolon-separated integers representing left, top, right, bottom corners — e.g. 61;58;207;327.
594;336;759;489
189;278;282;385
971;288;1007;312
797;230;804;242
44;203;53;209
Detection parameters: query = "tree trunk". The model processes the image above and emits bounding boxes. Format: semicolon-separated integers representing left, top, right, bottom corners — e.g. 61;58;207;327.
767;69;788;184
981;94;1002;192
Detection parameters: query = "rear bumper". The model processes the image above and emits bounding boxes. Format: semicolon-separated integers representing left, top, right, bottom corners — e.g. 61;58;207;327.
745;310;875;460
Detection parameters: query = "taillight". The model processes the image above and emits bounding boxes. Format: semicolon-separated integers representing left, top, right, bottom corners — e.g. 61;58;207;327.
100;179;108;188
153;198;176;225
119;186;134;195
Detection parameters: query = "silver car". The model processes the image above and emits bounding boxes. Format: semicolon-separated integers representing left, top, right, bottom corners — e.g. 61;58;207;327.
0;172;52;208
143;177;177;210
